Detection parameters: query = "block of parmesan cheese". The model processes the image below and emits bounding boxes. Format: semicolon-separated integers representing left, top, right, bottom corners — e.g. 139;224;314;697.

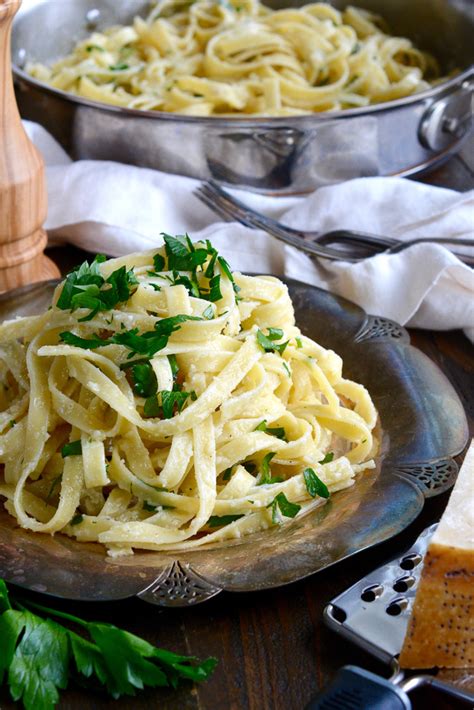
399;441;474;669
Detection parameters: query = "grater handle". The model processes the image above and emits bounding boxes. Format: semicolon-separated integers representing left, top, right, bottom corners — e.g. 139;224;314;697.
306;666;411;710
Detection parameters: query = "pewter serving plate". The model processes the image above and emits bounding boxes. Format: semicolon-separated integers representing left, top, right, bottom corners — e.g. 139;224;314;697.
0;278;468;606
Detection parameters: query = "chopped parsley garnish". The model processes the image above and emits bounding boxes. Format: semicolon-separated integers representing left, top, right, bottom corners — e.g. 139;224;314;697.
132;362;157;398
207;514;244;528
254;420;286;440
60;314;200;359
9;420;15;429
143;501;158;512
168;354;180;380
144;389;196;419
0;578;217;710
56;256;138;321
267;493;301;523
217;256;240;296
319;452;334;465
61;440;82;458
282;362;291;377
70;513;84;526
202;274;222;302
258;452;283;485
256;329;289;355
163;234;208;272
222;467;233;481
109;63;129;71
153;253;165;272
295;337;303;348
303;468;330;499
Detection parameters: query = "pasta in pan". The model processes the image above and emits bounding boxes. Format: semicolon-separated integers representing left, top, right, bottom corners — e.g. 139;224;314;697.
27;1;442;116
0;237;377;556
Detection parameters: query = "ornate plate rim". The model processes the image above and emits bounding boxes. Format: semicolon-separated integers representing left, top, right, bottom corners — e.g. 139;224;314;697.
0;277;468;606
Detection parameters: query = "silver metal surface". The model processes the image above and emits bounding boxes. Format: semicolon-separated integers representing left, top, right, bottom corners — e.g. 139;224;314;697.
323;524;437;664
12;0;474;194
0;278;469;606
195;180;474;264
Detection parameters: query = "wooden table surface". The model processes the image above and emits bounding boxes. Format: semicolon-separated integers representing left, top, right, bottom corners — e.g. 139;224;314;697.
1;139;473;710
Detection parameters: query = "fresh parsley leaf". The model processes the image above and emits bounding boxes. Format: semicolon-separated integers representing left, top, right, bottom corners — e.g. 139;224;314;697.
144;390;196;419
169;271;201;299
207;514;244;527
295;337;303;348
217;256;240;295
163;234;207;272
9;420;15;429
222;467;233;481
203;275;222;302
267;492;301;523
56;257;137;322
61;441;82;458
253;420;286;440
256;329;289;355
204;246;218;278
162;390;196;419
143;501;158;512
168;354;179;380
303;468;330;499
132;363;157;398
144;395;161;418
109;63;129;71
60;315;199;358
266;427;286;440
267;328;284;340
258;452;283;485
153;253;165;272
319;452;334;464
0;580;217;709
86;45;105;52
0;608;69;710
70;514;84;526
282;362;291;377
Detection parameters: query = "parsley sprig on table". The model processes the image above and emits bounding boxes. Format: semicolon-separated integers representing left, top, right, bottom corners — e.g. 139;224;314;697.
0;579;216;710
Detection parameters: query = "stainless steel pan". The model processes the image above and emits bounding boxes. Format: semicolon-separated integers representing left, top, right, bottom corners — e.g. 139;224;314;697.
12;0;474;194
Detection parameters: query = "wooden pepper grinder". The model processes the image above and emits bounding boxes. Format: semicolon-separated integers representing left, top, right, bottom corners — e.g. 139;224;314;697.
0;0;60;292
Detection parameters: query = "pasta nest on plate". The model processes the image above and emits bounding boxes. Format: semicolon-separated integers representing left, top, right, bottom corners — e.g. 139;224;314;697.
0;236;377;556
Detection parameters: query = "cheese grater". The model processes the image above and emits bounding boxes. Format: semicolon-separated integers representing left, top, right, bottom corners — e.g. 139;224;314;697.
307;524;474;709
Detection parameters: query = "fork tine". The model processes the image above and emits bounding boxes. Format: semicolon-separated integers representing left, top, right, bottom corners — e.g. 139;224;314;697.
196;182;362;261
194;187;233;224
204;181;291;234
195;186;259;230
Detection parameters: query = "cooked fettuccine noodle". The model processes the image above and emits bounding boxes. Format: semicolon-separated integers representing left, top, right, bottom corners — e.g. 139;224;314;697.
27;1;442;116
0;238;377;556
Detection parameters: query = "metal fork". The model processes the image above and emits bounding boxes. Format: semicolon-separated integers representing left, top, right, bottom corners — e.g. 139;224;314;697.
195;180;474;265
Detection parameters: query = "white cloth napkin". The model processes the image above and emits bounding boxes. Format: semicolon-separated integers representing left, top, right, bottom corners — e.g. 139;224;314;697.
25;121;474;340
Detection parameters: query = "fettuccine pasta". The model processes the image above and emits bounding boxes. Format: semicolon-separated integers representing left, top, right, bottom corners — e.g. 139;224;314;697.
27;1;443;116
0;237;377;556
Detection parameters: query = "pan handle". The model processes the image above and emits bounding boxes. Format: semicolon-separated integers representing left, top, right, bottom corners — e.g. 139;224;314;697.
418;75;473;151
